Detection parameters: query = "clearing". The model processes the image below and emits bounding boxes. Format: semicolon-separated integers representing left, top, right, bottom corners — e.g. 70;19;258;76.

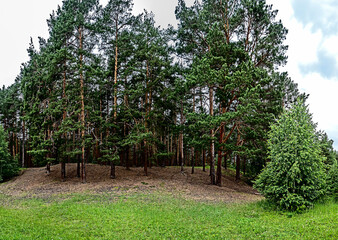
0;163;261;202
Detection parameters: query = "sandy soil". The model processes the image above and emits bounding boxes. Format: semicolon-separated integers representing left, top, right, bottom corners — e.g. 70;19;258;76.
0;164;262;203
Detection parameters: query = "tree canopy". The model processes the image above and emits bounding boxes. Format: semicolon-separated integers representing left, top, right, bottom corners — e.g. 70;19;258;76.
0;0;336;198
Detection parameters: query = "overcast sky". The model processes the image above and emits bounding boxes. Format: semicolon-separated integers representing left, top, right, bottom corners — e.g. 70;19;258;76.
0;0;337;149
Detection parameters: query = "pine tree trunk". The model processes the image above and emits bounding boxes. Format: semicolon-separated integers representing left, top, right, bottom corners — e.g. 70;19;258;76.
216;105;226;186
113;22;119;120
77;155;81;178
46;162;50;175
79;25;86;183
236;132;242;181
12;133;15;158
191;89;195;174
170;134;173;166
209;87;216;185
236;154;240;181
61;162;66;181
124;77;130;170
180;100;184;172
110;161;116;179
144;140;148;176
22;117;25;168
15;134;18;159
202;149;206;172
191;147;195;174
216;123;224;186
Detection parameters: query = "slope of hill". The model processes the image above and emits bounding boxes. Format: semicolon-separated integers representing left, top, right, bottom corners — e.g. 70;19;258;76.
0;164;261;202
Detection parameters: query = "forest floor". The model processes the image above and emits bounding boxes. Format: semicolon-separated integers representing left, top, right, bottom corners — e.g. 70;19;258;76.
0;164;262;203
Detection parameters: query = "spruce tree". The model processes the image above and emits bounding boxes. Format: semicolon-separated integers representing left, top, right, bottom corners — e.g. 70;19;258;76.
255;99;327;211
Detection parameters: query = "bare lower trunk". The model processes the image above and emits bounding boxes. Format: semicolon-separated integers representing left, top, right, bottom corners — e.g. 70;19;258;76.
209;87;216;185
216;121;225;186
46;163;50;175
110;161;116;179
180;100;184;172
191;89;195;174
191;147;195;174
144;141;148;176
216;153;222;186
236;154;240;181
61;162;66;181
180;133;184;172
22;118;25;168
79;26;86;183
202;149;206;172
77;155;81;178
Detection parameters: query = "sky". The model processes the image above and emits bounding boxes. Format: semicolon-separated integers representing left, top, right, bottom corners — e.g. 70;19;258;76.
0;0;337;149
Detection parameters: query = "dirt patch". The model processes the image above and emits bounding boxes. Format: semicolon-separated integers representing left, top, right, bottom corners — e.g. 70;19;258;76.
0;164;262;203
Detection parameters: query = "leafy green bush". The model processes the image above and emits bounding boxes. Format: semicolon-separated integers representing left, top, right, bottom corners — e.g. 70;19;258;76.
0;126;18;182
328;163;338;199
254;100;326;211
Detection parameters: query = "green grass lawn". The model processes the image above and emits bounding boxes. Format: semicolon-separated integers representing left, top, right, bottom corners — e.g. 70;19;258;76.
0;193;337;240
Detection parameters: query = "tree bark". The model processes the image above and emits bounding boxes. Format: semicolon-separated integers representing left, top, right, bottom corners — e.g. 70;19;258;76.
61;162;66;181
209;86;216;184
113;18;119;121
110;161;116;179
77;155;81;178
191;88;195;174
202;149;206;172
216;123;224;186
236;154;240;181
144;140;148;176
22;117;25;168
46;162;50;175
180;100;184;172
79;25;86;183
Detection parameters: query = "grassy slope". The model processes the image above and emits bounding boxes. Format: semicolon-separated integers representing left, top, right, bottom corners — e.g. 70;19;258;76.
0;193;337;240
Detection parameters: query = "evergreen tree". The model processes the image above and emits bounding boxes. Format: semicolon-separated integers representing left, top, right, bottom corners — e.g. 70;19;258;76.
0;125;18;182
328;161;338;199
255;99;327;211
175;0;295;185
99;0;134;177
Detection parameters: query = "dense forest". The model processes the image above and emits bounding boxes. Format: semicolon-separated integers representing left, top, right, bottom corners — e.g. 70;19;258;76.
0;0;336;188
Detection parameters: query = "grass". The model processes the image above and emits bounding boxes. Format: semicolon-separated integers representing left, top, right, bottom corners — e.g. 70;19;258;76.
0;193;337;240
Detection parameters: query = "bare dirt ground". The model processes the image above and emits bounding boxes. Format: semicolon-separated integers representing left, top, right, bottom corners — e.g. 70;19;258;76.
0;164;262;203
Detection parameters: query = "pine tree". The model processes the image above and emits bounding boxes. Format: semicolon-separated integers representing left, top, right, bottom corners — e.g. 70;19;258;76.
176;0;297;185
99;0;134;178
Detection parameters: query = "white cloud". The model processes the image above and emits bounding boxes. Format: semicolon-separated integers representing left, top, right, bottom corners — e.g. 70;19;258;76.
0;0;63;87
288;23;322;66
297;72;338;130
321;35;338;63
268;0;338;148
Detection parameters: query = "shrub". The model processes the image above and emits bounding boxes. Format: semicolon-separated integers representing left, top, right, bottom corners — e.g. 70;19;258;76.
328;163;338;199
254;100;326;211
0;126;18;182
